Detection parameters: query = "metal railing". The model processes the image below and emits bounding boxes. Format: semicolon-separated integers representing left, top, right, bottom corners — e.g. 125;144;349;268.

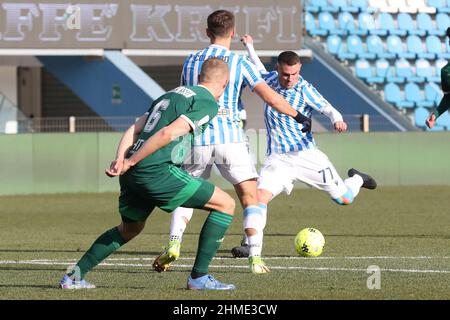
0;114;423;134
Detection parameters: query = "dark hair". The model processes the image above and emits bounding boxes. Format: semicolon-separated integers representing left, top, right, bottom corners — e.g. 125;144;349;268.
277;51;301;66
207;10;235;38
447;27;450;38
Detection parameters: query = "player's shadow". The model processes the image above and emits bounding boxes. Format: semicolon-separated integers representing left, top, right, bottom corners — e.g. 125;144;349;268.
0;284;56;289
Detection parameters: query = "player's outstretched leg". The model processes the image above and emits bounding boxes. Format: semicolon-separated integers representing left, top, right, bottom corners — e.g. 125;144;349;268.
348;168;377;190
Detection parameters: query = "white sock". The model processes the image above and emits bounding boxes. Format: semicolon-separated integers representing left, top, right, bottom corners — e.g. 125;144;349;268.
242;203;267;246
248;233;263;257
344;175;363;198
243;205;264;257
169;207;193;242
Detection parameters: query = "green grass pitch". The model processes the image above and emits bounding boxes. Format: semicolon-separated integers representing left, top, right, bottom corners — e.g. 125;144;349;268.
1;186;450;300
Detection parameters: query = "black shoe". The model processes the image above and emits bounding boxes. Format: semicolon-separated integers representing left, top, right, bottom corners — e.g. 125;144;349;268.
231;244;250;258
348;168;377;190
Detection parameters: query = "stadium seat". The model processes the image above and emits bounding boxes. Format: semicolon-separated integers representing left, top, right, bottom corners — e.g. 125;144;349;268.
338;12;357;35
370;0;396;13
435;13;450;36
351;0;369;11
416;58;434;81
405;82;434;107
384;82;414;108
378;12;407;36
347;35;376;59
367;35;395;59
407;35;434;59
416;13;441;36
414;107;429;127
333;0;360;12
374;59;395;82
327;35;345;57
397;13;426;36
309;0;340;12
395;58;412;81
436;111;450;129
387;35;415;59
358;12;376;36
428;0;450;13
319;12;345;35
355;59;372;79
305;12;327;37
426;35;444;59
306;0;327;12
407;0;436;13
425;82;443;106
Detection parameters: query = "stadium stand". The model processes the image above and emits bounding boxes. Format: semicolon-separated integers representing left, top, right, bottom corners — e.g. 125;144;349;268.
305;0;450;130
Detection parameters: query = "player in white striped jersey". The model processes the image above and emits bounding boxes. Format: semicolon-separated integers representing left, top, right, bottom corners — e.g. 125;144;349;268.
153;10;311;275
231;35;377;259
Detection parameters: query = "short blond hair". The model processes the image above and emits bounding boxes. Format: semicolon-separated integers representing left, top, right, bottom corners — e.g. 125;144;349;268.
199;58;229;83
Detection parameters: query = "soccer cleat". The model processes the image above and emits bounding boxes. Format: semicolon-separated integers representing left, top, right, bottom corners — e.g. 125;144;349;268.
59;275;96;289
152;240;181;272
249;256;270;274
231;243;250;258
187;274;236;290
348;168;377;190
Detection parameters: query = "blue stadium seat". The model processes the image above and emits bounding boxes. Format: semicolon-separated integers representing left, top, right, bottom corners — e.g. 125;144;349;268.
395;58;412;82
416;59;435;81
435;13;449;36
416;13;441;36
398;13;426;36
338;12;357;35
425;82;443;106
384;82;414;108
367;35;395;59
327;35;345;57
405;82;434;107
358;12;376;36
305;12;327;37
375;59;400;82
347;35;376;59
378;12;407;36
351;0;369;11
407;35;434;59
387;35;415;59
414;107;429;128
428;0;450;13
333;0;360;12
319;12;345;35
436;110;450;129
426;35;444;59
355;59;372;79
306;0;327;12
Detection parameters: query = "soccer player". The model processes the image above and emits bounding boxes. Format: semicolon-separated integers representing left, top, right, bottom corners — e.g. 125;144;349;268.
59;58;237;290
230;35;377;258
153;10;311;275
426;27;450;129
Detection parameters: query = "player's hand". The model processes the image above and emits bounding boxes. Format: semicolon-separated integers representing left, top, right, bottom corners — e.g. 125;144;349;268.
426;114;436;129
105;159;123;177
240;34;254;46
334;121;347;133
120;159;133;175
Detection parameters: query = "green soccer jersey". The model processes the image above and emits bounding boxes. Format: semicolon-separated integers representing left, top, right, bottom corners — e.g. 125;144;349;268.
441;62;450;93
127;85;218;169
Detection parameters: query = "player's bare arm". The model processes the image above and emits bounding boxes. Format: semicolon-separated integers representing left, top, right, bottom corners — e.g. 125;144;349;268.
426;113;436;129
105;114;147;177
120;117;192;174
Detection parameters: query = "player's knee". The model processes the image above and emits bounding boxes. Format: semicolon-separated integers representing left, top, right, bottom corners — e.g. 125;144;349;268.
218;193;235;215
333;189;354;206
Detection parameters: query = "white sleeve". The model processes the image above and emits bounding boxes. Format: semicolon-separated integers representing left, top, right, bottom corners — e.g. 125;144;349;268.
245;43;267;73
320;104;344;124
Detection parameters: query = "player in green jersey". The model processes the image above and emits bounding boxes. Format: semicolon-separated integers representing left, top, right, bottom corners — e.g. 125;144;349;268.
426;27;450;129
59;58;237;290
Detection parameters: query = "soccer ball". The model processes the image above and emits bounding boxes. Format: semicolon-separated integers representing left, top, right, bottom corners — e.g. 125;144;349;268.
295;228;325;257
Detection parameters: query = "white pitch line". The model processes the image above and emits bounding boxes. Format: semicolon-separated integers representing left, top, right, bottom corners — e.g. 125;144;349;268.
2;259;450;274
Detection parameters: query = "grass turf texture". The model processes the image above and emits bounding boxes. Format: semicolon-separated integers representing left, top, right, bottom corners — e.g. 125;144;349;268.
1;186;450;300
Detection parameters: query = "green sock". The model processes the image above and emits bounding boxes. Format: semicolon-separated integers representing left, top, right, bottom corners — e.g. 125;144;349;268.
192;211;233;274
68;227;125;280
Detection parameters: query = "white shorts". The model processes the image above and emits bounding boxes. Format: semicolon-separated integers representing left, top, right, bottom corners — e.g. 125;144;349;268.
257;148;348;200
182;143;258;185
